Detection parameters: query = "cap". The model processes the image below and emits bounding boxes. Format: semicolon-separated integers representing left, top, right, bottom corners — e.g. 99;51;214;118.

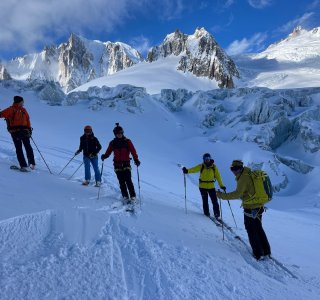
230;160;244;171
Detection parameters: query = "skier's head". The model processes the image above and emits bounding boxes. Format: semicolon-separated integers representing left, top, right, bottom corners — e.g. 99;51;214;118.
203;153;212;162
203;153;213;166
230;160;244;174
113;123;124;136
13;95;24;105
84;125;93;135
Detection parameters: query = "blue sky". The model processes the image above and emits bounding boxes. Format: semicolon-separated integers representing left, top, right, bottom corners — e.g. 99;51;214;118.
0;0;319;60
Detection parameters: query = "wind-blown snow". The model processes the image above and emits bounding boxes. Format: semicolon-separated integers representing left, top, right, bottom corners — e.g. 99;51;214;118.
0;82;319;299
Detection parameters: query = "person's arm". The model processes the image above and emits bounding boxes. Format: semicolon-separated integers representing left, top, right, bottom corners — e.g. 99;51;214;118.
214;167;224;188
218;176;246;200
187;164;202;174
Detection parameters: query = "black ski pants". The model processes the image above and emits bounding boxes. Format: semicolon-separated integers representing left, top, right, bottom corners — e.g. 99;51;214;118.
11;132;35;168
199;188;220;217
244;208;271;259
115;169;136;199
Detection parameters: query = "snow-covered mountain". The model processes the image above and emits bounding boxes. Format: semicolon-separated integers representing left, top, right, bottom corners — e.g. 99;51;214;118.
147;27;239;88
254;26;320;62
0;62;11;80
4;34;143;92
234;26;320;89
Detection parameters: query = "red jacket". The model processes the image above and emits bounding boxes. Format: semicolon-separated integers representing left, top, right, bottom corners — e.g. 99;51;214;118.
104;137;138;165
0;104;31;133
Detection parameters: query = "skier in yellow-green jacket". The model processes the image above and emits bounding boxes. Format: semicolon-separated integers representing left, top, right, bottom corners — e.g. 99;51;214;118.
182;153;226;219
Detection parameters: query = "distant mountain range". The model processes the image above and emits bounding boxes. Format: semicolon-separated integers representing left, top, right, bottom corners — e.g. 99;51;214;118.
0;28;238;91
0;26;319;92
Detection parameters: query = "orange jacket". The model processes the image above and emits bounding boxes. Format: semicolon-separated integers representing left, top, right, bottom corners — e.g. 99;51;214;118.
0;104;31;132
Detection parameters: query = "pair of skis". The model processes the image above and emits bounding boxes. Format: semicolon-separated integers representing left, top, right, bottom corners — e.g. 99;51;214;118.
208;215;298;279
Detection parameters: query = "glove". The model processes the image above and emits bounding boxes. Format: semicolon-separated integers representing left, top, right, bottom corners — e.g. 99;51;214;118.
101;154;107;161
134;159;141;167
75;150;81;156
221;186;227;192
182;167;188;174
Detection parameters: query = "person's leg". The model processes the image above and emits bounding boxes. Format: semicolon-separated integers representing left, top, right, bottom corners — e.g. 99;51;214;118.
199;188;210;216
22;137;35;166
208;189;220;218
123;169;136;198
256;211;271;256
90;156;101;182
244;211;264;259
116;170;129;198
11;133;27;168
83;156;91;182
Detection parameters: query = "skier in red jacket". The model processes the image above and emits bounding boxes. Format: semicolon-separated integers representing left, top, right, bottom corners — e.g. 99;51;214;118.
0;96;35;171
101;123;140;200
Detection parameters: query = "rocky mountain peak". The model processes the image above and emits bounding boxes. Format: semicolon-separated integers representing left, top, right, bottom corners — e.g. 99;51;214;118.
147;27;239;88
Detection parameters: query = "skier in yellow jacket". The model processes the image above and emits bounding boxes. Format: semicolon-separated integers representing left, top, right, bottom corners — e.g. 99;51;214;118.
216;160;271;260
182;153;226;219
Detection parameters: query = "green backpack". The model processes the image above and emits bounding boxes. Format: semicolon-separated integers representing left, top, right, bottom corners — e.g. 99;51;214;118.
246;170;273;206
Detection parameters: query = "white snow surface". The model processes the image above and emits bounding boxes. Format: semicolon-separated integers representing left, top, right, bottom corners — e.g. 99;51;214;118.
72;56;218;95
234;27;320;90
0;84;320;299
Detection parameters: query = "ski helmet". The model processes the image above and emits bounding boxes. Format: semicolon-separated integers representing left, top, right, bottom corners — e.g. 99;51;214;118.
203;153;212;161
113;123;124;135
230;160;243;171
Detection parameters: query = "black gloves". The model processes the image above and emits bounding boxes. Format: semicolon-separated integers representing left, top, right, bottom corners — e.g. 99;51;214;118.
75;150;81;156
221;186;227;192
101;154;107;161
134;159;141;167
182;167;188;174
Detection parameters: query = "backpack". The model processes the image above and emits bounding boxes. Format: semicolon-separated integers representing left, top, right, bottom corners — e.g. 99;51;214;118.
247;170;273;206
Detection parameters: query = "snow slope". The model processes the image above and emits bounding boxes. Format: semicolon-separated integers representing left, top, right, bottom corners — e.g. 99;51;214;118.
0;85;320;299
234;27;320;89
72;56;218;95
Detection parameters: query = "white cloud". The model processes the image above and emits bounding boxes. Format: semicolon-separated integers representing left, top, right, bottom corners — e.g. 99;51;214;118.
277;12;315;33
0;0;141;54
306;0;320;10
247;0;272;9
0;0;191;57
130;36;151;55
226;32;268;55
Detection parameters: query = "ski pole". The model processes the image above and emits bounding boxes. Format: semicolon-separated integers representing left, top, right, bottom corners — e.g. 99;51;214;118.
184;173;188;214
68;162;83;180
219;197;224;240
227;200;238;228
31;136;53;174
136;166;141;209
59;154;76;175
97;161;104;200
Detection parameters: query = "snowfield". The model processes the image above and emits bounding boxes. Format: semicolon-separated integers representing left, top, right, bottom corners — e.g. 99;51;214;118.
0;83;320;299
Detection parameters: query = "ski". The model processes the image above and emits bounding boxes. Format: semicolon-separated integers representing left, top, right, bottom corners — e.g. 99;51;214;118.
215;218;242;240
216;218;298;279
209;216;222;227
10;165;30;172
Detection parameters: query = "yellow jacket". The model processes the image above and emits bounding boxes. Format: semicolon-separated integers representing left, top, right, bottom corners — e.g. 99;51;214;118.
218;167;260;209
187;161;224;189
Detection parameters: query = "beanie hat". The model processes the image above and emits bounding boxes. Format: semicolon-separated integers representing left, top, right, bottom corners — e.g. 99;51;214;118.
14;96;24;103
203;153;212;161
113;123;124;135
84;125;92;131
